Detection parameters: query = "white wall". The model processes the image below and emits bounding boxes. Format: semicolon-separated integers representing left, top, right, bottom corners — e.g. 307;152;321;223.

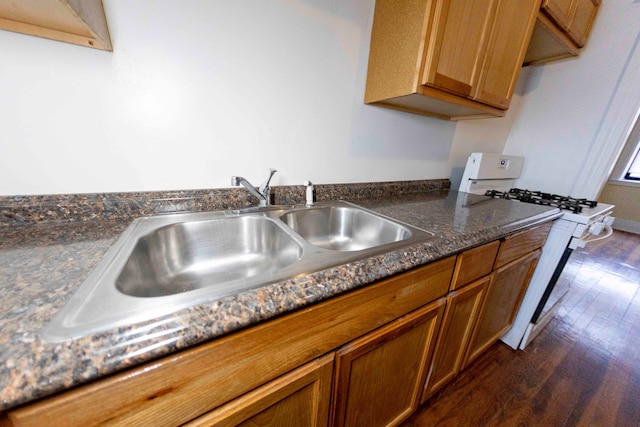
3;1;638;198
0;0;463;196
502;0;640;200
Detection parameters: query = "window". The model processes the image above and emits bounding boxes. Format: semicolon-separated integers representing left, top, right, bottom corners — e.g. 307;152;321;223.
624;146;640;180
609;112;640;184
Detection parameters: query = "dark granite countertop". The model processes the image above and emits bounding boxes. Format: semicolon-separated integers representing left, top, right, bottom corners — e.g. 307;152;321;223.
0;183;561;412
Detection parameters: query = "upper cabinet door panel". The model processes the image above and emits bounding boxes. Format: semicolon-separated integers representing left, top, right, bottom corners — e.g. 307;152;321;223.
542;0;600;47
472;0;540;108
422;0;496;98
541;0;576;29
566;0;599;47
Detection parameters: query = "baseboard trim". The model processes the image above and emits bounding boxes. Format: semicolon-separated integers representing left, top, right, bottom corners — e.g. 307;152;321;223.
613;218;640;235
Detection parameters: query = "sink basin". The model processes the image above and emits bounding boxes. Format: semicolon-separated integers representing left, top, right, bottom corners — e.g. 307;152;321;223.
42;201;436;342
280;206;412;251
117;216;303;298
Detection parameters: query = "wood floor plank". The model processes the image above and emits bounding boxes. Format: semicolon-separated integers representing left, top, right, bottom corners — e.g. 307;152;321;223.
403;231;640;427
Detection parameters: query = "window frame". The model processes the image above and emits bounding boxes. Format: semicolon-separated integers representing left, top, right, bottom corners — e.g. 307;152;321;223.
609;113;640;187
623;145;640;181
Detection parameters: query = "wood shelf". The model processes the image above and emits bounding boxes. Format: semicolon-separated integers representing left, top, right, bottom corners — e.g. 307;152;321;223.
0;0;112;51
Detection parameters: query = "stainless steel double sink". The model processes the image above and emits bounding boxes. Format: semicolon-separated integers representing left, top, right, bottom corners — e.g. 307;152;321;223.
43;201;436;341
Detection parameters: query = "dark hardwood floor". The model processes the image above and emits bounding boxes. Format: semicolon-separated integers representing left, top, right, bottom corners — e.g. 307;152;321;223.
403;230;640;427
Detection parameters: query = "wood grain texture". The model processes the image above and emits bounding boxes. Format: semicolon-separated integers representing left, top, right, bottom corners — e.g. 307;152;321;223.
185;353;335;427
542;0;576;30
473;0;539;108
332;299;446;427
494;222;552;269
565;0;599;47
422;0;495;97
403;230;640;427
524;12;580;66
6;257;454;427
0;0;112;50
463;250;541;369
541;0;600;48
364;0;528;119
422;276;490;400
450;240;500;290
364;0;432;103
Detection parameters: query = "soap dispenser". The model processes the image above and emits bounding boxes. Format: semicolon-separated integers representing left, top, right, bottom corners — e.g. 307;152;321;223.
304;180;314;207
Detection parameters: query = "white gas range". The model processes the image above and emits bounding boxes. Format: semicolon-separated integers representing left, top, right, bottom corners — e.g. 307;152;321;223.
459;153;615;350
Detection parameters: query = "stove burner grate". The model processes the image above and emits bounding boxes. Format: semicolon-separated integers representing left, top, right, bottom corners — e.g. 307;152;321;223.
484;188;598;213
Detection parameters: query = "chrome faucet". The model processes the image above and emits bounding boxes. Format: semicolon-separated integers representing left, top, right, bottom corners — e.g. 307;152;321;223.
231;168;277;207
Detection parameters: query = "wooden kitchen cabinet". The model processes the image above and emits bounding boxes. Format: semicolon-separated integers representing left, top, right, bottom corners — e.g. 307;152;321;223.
524;0;600;65
462;249;541;369
542;0;600;46
331;299;446;427
365;0;539;120
422;276;490;401
0;0;112;51
493;221;552;269
185;353;335;427
4;258;455;427
450;240;500;291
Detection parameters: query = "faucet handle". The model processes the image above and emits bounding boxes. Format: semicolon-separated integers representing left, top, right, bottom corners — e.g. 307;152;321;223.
259;168;278;195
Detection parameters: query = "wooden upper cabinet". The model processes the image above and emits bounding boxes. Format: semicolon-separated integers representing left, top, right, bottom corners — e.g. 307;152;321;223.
365;0;539;120
0;0;112;51
542;0;576;29
525;0;600;65
542;0;600;47
473;0;540;108
422;0;496;99
565;0;600;47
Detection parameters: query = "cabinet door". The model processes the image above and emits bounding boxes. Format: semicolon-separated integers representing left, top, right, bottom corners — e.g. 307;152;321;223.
422;276;490;401
566;0;599;47
331;299;446;427
541;0;576;29
186;353;334;427
422;0;496;98
473;0;539;108
542;0;599;47
462;250;541;369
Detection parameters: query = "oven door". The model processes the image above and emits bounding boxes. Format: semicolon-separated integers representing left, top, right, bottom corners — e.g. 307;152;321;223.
518;216;615;349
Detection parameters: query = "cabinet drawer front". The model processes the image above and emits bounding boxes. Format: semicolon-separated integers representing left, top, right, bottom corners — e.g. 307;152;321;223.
494;222;552;269
451;241;500;290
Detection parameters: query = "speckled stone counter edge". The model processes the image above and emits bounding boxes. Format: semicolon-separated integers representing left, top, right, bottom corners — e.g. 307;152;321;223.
0;181;565;413
0;179;450;226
